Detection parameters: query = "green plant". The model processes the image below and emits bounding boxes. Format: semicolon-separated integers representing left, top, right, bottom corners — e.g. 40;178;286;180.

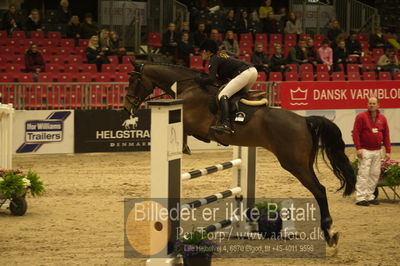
256;200;281;216
174;230;217;258
384;163;400;186
0;169;45;198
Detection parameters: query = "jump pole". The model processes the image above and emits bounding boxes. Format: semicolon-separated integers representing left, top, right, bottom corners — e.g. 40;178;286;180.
0;103;14;169
146;99;256;266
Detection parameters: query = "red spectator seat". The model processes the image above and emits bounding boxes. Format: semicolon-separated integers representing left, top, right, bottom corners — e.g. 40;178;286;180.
287;64;298;73
284;34;296;44
116;64;134;73
356;33;368;41
348;55;359;63
372;48;384;58
78;39;89;47
57;47;71;55
67;55;83;64
347;64;360;73
239;47;252;56
314;34;326;42
15;73;33;82
331;72;345;81
12;55;25;65
316;64;329;73
76;73;93;82
46;64;63;73
378;72;391;80
107;55;119;65
394;72;400;80
299;34;310;40
37;73;55;82
60;39;75;48
347;72;361;80
30;31;44;39
81;64;97;73
360;55;372;64
102;64;116;73
255;34;267;43
239;40;253;50
48;56;64;64
58;73;74;82
47;31;62;39
238;55;251;62
4;38;19;47
257;72;267;81
6;64;23;73
114;73;130;82
41;47;56;56
0;46;17;55
360;41;369;50
252;83;267;91
17;39;30;49
94;73;112;82
0;73;15;82
0;30;7;38
64;64;80;73
122;55;136;64
362;72;376;80
270;34;282;43
147;32;162;49
28;38;43;47
189;56;203;71
316;72;330;81
240;33;253;42
12;30;26;39
285;72;298;81
300;64;313;73
269;72;282;81
362;63;376;72
43;39;58;47
301;72;314;81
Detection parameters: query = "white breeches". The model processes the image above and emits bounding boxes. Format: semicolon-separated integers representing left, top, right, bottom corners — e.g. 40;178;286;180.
356;149;382;202
218;67;258;100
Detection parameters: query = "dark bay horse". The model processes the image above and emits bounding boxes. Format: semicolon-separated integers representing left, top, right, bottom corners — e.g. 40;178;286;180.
124;62;356;247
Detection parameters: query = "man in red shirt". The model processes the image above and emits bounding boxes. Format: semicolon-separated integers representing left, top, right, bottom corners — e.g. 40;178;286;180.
352;97;391;206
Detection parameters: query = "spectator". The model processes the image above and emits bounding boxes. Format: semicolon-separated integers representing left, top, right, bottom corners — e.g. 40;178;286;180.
306;38;318;69
369;27;386;50
224;9;237;33
327;19;343;42
287;39;308;67
99;29;111;55
209;28;223;50
178;22;193;43
81;13;99;39
24;43;45;80
284;11;302;35
276;7;289;33
109;31;127;63
264;12;279;34
57;0;72;24
251;42;270;74
346;32;362;57
317;39;333;70
237;10;252;34
25;9;43;31
377;48;399;79
352;97;391;206
270;44;289;75
66;15;82;46
259;0;273;33
193;22;208;47
222;30;239;57
177;32;195;67
161;23;179;57
86;35;109;72
333;39;349;72
2;4;22;34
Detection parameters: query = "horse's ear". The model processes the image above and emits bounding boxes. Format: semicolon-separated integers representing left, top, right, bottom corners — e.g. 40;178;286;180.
130;60;143;73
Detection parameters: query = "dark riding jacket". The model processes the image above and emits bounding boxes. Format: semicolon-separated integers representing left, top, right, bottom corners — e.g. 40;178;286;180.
200;55;252;85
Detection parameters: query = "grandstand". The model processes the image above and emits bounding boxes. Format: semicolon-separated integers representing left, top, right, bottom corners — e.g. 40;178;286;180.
0;0;399;109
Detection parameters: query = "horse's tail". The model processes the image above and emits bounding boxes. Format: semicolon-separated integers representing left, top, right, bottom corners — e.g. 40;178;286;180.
306;116;356;196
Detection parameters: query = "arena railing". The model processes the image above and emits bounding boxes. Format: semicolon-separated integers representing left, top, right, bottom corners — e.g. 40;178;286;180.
0;82;279;110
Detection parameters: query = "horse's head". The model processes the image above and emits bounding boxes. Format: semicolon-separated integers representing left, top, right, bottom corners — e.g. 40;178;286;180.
124;64;153;116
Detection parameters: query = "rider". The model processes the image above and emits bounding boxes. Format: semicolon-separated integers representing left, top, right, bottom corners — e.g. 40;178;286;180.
198;39;258;134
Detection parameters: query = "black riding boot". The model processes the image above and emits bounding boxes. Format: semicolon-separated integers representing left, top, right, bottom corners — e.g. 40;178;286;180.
211;95;234;134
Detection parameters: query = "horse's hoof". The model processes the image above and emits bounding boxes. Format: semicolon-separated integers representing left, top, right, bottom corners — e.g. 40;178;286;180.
182;144;191;155
327;231;339;247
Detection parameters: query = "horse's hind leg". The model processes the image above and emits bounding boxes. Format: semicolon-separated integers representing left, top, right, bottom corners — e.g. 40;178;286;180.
279;158;339;247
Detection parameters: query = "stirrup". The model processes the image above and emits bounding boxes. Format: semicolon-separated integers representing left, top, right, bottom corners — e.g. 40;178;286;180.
211;124;234;134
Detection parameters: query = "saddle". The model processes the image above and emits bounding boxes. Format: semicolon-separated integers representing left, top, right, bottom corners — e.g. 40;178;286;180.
209;87;269;125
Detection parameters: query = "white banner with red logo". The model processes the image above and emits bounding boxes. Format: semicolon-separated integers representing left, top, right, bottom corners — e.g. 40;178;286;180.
280;81;400;110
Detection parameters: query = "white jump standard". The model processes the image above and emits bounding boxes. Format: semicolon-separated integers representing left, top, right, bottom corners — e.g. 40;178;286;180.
0;103;14;169
146;99;256;266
